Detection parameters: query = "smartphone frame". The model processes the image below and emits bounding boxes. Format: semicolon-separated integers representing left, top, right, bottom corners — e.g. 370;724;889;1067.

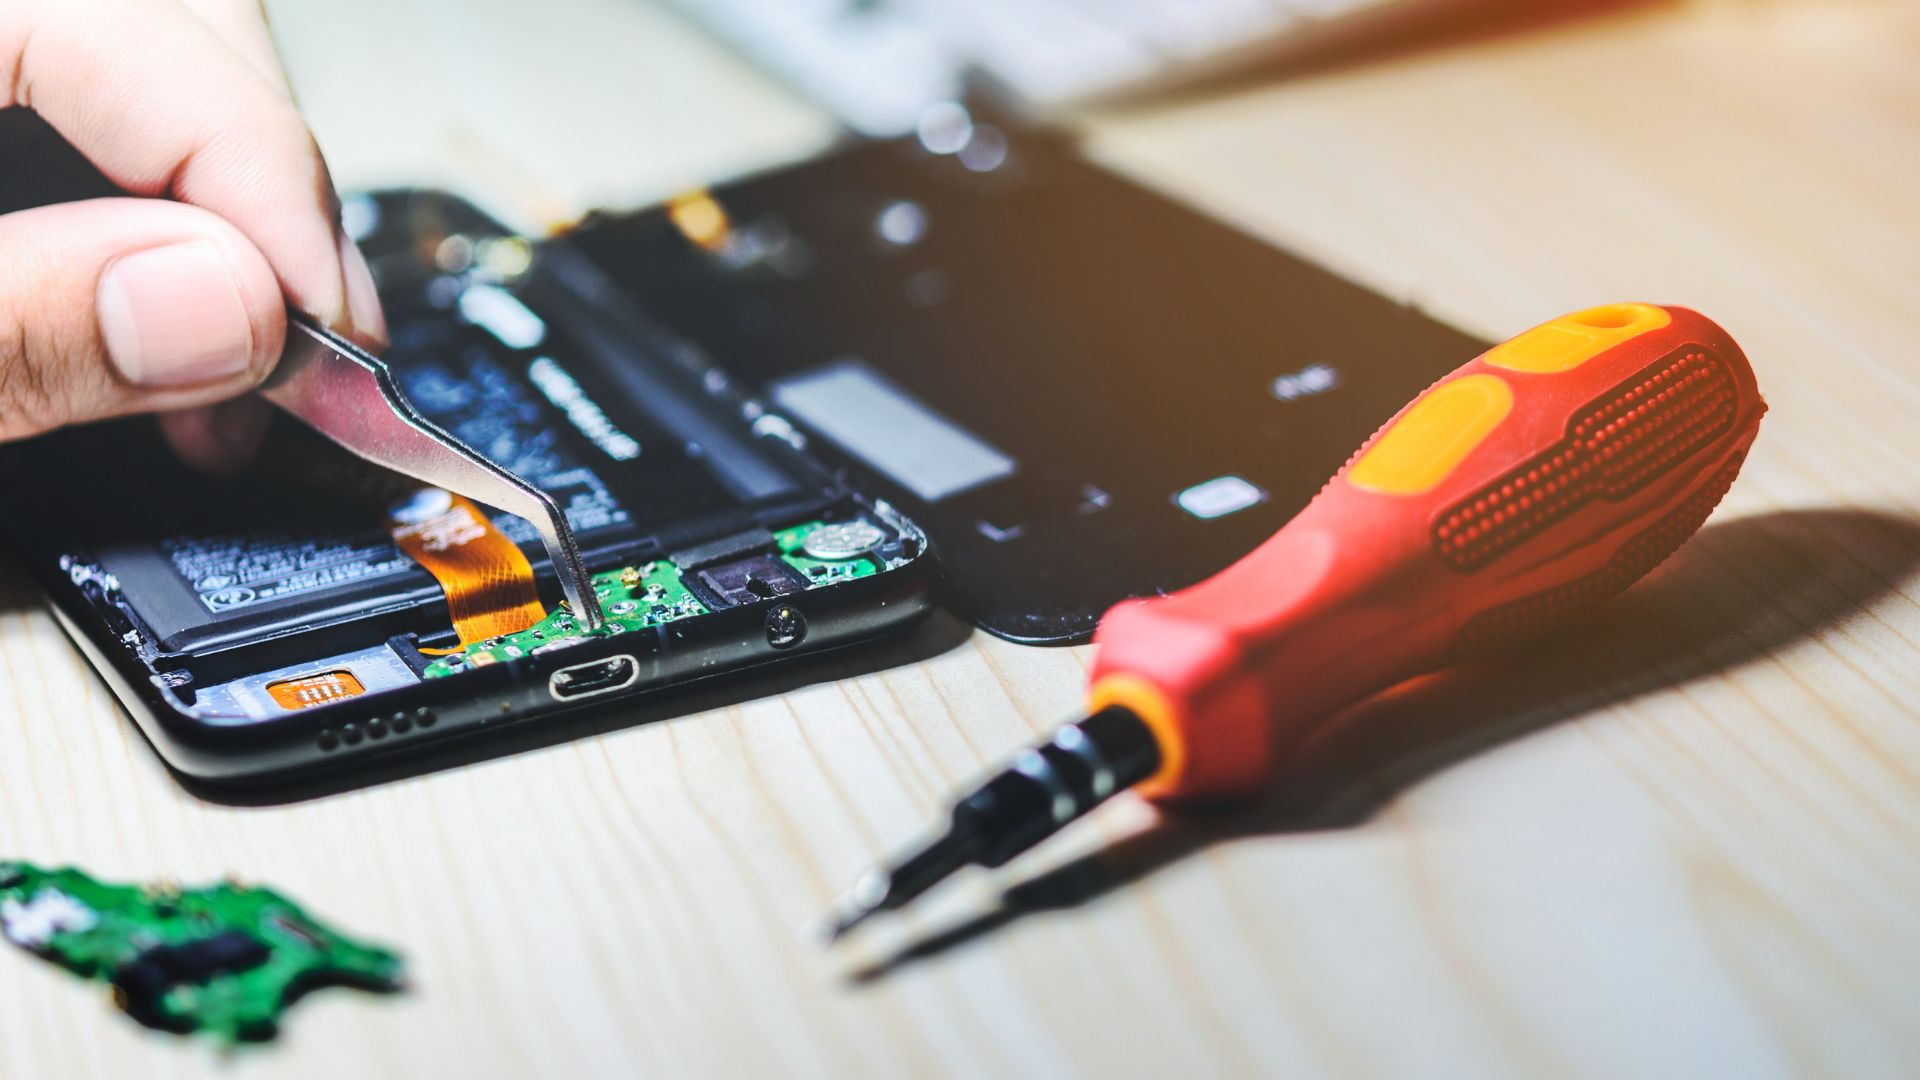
23;514;934;787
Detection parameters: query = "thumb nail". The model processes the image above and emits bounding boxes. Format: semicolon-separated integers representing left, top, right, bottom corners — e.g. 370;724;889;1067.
339;230;388;346
98;242;255;388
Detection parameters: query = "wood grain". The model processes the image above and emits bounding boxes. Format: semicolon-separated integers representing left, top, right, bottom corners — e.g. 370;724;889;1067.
5;0;1920;1075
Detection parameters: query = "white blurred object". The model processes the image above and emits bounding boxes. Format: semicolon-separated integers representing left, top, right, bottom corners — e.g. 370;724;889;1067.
2;890;97;948
265;0;840;231
660;0;1457;135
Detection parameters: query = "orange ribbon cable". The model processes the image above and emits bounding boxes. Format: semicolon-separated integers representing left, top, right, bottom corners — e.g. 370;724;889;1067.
386;489;548;651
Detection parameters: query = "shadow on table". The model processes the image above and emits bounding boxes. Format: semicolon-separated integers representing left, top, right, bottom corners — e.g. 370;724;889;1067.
847;506;1920;982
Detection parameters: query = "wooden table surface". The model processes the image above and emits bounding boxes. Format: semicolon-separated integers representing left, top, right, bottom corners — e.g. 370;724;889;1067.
6;0;1920;1075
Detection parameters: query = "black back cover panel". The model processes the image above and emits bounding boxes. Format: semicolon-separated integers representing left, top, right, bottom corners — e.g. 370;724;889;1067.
566;129;1488;642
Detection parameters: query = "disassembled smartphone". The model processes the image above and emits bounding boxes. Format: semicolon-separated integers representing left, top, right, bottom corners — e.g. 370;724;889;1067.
0;118;1483;788
0;188;935;786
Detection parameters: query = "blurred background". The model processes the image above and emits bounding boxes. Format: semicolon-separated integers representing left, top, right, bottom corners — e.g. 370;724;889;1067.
263;0;1908;333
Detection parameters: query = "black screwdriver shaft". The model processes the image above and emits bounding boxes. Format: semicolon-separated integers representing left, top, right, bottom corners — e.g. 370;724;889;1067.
825;706;1163;940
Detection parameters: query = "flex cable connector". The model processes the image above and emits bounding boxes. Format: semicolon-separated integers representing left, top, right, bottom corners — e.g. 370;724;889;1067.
388;489;548;649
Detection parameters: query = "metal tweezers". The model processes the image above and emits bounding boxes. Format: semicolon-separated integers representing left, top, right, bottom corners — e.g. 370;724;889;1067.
261;314;605;632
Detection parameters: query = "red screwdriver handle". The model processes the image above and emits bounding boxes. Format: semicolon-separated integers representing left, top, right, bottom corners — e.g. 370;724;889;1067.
1089;304;1766;802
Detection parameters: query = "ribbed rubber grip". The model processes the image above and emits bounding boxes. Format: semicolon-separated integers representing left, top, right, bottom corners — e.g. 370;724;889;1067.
1437;348;1738;571
1452;451;1745;656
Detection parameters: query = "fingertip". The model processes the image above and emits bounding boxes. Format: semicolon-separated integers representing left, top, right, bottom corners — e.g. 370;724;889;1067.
97;240;257;389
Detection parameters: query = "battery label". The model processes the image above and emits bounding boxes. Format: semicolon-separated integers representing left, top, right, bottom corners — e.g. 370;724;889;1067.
164;533;416;613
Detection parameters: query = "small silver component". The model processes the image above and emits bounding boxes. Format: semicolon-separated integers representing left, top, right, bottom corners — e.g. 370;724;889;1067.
531;638;590;656
801;520;887;561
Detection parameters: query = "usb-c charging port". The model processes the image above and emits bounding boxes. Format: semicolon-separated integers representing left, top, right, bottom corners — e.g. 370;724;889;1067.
549;655;639;701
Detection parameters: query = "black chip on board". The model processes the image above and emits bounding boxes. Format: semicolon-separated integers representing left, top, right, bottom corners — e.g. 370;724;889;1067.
689;555;810;609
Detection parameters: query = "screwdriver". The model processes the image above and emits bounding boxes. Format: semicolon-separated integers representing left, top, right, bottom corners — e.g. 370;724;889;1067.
824;303;1766;940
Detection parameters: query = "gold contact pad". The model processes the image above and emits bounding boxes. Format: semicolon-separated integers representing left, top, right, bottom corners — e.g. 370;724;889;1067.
266;670;367;711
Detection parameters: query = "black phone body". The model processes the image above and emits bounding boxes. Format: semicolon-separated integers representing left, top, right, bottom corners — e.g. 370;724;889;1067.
0;189;937;787
566;125;1486;642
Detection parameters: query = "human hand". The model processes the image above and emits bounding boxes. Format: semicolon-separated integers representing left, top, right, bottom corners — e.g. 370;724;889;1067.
0;0;384;469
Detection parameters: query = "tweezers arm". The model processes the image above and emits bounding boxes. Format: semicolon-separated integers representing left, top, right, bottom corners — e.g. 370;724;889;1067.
259;316;604;630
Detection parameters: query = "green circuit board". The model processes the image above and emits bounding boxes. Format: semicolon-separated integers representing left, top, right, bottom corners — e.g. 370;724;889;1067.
422;519;883;678
0;862;403;1042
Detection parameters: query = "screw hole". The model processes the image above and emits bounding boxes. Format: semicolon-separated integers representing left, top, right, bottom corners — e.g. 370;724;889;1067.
766;605;807;649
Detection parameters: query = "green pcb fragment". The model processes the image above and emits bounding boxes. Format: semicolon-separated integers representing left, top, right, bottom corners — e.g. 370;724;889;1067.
0;861;403;1042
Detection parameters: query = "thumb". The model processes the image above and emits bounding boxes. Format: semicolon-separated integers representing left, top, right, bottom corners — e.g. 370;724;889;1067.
0;197;285;442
